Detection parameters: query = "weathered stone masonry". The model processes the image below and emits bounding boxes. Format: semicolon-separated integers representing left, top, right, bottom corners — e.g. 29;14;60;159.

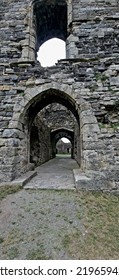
0;0;119;191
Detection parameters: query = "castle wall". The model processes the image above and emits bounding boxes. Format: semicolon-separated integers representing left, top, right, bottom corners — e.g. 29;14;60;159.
67;0;119;58
0;0;119;189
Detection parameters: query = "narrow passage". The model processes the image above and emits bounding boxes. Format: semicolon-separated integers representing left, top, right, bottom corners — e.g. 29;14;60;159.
25;157;79;189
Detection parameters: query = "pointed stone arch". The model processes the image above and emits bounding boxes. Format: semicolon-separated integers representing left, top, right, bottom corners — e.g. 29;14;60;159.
51;127;74;158
15;82;80;126
6;82;102;180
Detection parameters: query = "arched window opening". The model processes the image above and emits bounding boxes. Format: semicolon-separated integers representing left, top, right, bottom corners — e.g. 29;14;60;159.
33;0;67;61
56;138;72;158
37;38;66;66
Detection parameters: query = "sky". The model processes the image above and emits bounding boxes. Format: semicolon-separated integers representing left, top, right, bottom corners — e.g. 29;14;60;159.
37;38;66;67
61;137;70;143
37;38;70;143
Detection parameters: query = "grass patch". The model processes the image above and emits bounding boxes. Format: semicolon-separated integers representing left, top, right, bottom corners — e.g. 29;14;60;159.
0;237;4;244
7;246;19;259
95;73;108;82
1;229;23;259
110;123;119;131
26;246;48;260
63;191;119;259
99;122;119;131
56;154;71;158
3;229;21;247
0;185;22;201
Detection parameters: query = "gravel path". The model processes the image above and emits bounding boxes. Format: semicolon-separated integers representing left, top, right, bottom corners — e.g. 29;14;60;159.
0;157;84;260
24;157;79;189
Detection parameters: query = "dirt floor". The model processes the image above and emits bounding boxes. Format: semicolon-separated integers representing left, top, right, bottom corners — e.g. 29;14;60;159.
0;158;119;260
0;188;84;259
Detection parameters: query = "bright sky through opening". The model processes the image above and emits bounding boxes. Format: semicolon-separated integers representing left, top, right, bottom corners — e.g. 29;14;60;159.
61;137;70;143
37;38;66;67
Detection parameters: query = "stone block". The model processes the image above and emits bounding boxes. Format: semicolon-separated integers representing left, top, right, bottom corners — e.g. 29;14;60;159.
0;85;12;91
0;139;5;147
6;138;20;147
35;79;50;85
73;169;108;190
2;129;24;139
26;80;35;86
110;77;119;86
2;129;18;138
0;170;37;187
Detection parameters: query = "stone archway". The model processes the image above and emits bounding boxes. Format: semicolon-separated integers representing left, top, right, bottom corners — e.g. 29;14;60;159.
5;82;101;181
20;84;80;173
51;128;74;158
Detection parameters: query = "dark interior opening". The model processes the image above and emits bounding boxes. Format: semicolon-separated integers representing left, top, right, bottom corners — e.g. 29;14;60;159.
33;0;67;53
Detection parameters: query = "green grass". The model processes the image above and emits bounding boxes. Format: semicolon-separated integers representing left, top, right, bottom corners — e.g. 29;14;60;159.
2;229;22;259
62;191;119;259
0;185;22;201
26;247;49;260
110;123;119;130
95;73;108;82
7;246;19;259
0;237;4;244
99;122;119;131
56;154;71;158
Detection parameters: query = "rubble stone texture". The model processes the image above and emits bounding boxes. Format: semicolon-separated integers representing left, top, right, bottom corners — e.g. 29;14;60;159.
0;0;119;191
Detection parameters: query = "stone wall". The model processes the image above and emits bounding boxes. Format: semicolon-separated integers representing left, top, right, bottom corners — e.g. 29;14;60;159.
0;58;119;184
56;139;72;155
0;0;119;190
67;0;119;59
40;104;76;130
30;115;51;166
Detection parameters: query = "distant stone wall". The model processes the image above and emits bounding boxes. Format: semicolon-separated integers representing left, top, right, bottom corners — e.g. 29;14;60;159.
40;104;75;131
56;140;72;155
51;128;74;158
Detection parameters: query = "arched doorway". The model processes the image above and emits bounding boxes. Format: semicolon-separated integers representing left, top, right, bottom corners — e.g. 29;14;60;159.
27;89;80;167
30;104;76;166
9;82;101;180
15;85;80;176
56;138;72;157
51;128;74;159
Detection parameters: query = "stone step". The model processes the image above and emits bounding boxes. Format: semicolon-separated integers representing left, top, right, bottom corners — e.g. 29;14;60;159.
73;169;92;190
73;169;107;190
0;171;37;188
